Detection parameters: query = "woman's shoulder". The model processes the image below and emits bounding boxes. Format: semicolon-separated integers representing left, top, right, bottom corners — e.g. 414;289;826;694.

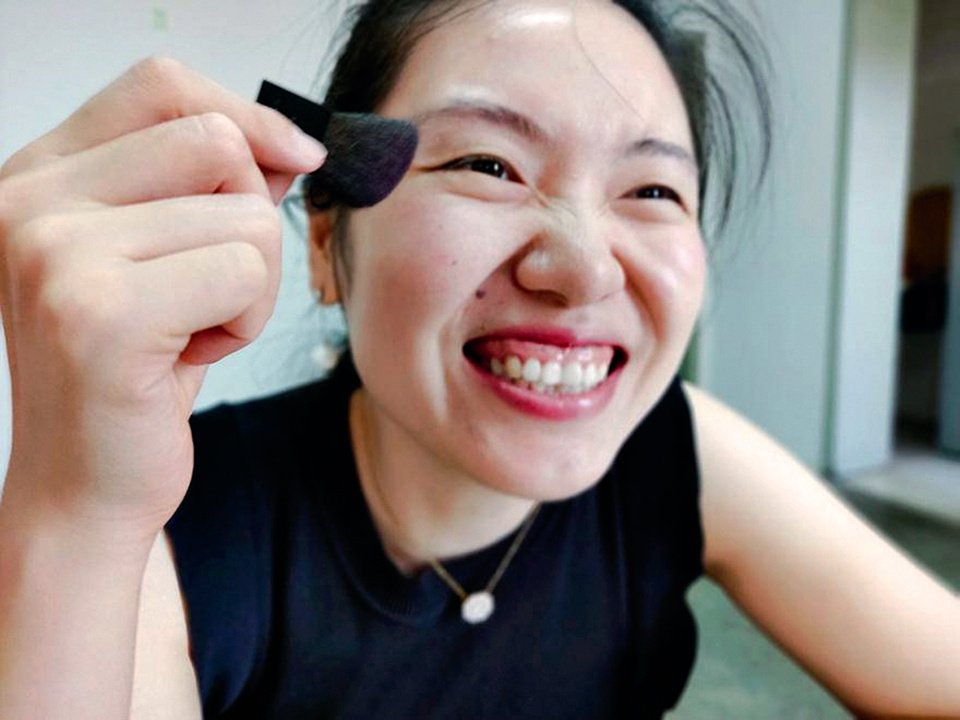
191;373;341;428
607;375;704;581
679;380;833;579
615;374;692;454
164;372;356;716
614;374;697;484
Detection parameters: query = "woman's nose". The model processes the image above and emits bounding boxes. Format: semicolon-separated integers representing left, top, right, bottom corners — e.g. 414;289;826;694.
512;206;625;308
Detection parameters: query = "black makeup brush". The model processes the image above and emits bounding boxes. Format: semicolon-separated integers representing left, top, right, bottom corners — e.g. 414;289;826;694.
257;80;418;208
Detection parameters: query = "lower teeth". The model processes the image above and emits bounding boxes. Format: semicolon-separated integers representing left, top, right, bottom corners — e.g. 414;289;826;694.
507;378;594;395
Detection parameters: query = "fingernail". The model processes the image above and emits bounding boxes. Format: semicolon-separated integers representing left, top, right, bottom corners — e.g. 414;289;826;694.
291;128;327;168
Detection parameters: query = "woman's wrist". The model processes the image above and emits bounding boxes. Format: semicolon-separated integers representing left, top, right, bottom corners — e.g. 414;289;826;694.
0;473;162;567
0;479;155;720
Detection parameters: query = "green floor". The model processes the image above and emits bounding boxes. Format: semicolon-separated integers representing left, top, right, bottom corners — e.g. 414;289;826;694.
668;489;960;719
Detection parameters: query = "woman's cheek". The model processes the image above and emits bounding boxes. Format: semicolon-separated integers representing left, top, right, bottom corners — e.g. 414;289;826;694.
659;230;707;307
373;193;516;299
618;226;706;338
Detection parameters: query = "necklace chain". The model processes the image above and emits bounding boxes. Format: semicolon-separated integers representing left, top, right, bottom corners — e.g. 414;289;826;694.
351;389;542;623
429;502;541;608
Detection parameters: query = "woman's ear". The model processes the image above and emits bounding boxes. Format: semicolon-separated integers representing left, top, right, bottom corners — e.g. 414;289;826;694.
307;210;342;305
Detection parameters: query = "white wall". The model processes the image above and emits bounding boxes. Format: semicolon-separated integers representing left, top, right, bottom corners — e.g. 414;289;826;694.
831;0;918;477
0;1;351;486
697;0;919;476
697;0;848;472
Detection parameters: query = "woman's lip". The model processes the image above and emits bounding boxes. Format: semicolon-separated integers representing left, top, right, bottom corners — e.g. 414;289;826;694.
466;325;622;350
464;353;622;421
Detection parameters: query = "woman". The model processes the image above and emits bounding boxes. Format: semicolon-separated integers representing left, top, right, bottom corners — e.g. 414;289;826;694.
0;0;957;717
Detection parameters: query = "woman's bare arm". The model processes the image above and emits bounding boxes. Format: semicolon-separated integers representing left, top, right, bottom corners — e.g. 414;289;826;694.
0;501;155;719
129;532;202;720
684;381;960;719
0;512;201;720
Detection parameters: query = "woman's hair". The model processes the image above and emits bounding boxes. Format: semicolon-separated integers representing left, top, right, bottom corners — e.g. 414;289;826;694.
306;0;773;268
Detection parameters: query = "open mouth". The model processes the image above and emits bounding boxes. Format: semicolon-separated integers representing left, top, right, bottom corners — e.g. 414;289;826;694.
463;337;628;397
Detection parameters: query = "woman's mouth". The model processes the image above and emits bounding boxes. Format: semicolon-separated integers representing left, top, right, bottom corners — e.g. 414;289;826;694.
462;335;627;419
465;338;621;395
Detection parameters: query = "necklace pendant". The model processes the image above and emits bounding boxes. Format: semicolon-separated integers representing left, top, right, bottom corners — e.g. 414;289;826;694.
461;591;495;624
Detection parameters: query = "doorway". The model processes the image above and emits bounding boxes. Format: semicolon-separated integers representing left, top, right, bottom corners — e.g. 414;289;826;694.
851;0;960;524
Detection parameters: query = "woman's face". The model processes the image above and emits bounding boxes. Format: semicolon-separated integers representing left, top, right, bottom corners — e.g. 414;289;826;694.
313;0;706;500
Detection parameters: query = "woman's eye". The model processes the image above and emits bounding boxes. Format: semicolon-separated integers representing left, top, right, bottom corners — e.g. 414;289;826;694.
441;155;516;181
631;185;683;204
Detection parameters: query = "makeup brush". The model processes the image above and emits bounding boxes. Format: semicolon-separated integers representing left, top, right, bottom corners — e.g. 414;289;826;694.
257;80;419;208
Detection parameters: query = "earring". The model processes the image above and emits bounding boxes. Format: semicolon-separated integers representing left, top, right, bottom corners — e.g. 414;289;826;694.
310;341;339;371
308;285;342;372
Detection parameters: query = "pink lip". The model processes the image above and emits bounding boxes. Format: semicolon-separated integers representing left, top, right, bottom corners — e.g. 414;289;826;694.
464;353;623;421
468;325;620;349
462;324;627;420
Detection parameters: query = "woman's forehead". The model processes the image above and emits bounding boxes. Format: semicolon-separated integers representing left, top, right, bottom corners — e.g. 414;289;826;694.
379;0;692;149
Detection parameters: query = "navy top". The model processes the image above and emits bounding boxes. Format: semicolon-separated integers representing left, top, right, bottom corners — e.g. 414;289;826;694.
165;354;704;719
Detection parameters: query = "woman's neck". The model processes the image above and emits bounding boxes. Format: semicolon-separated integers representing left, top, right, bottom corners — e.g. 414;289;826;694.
348;388;537;575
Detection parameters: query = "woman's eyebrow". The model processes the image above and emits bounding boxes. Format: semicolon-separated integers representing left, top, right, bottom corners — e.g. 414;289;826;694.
627;138;699;178
411;99;549;145
410;98;698;177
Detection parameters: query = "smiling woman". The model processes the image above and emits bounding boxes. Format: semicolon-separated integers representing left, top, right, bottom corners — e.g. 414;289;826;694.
1;1;958;719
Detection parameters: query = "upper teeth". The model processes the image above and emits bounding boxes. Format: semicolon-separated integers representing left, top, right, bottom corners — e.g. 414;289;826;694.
490;355;609;392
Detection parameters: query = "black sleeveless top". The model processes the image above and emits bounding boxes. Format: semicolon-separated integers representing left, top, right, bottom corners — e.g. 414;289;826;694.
165;354;704;719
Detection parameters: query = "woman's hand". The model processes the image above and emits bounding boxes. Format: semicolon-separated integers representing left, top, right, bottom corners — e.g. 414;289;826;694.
0;57;326;540
0;59;325;720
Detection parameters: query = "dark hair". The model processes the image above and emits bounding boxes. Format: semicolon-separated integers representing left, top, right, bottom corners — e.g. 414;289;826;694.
307;0;773;261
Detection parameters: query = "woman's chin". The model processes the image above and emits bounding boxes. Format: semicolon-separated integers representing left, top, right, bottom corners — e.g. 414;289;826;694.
471;449;616;502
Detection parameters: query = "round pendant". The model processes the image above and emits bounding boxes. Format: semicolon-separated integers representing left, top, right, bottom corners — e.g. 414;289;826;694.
461;592;495;624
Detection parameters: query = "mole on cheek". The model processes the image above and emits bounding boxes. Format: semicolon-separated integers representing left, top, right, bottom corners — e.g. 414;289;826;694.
475;289;487;299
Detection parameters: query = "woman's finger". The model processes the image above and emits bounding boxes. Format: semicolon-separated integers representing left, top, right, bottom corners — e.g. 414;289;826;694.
3;57;325;177
123;241;276;360
14;195;283;321
33;194;282;263
12;113;272;216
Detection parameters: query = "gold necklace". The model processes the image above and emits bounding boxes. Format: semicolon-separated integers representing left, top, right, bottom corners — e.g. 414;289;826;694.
429;502;541;624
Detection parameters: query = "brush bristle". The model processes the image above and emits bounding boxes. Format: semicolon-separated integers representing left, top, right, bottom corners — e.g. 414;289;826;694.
310;112;419;208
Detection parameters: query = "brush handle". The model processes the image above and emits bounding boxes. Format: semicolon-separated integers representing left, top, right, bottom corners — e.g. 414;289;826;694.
256;80;332;142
